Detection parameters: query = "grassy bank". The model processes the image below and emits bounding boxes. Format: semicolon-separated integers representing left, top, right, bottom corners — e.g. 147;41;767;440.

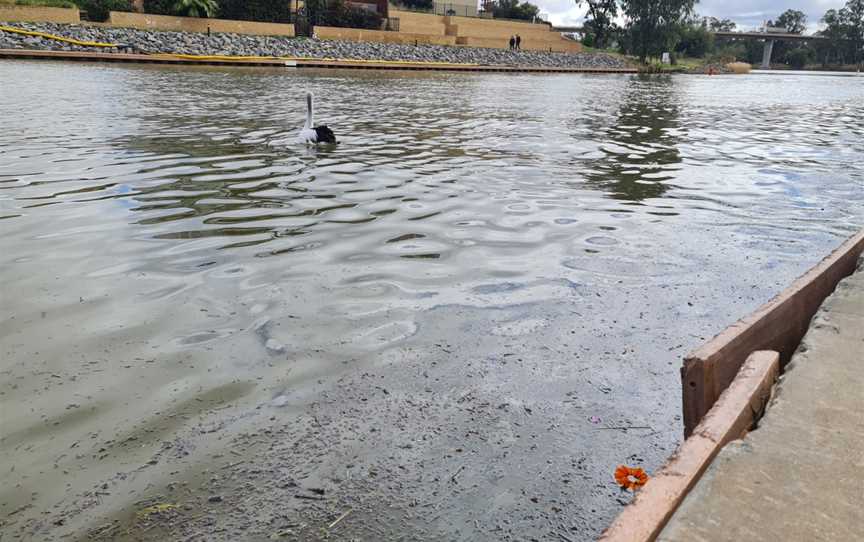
634;56;752;74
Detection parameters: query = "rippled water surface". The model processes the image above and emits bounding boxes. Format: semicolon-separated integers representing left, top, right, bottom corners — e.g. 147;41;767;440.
1;62;863;540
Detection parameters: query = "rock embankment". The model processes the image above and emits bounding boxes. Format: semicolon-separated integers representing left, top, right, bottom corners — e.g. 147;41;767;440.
0;21;630;69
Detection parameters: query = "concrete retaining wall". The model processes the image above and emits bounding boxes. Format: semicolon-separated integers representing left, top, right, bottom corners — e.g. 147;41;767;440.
107;11;296;37
444;15;551;34
448;23;561;42
445;15;581;52
315;25;456;46
386;9;582;53
389;9;447;36
0;5;80;24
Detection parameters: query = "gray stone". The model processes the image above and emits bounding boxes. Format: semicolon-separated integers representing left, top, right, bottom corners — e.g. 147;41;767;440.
0;20;629;70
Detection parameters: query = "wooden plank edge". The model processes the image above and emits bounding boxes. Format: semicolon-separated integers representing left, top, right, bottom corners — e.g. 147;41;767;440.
600;350;780;542
682;227;864;436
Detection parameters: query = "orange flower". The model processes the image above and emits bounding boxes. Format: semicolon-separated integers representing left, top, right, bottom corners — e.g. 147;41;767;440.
615;465;649;490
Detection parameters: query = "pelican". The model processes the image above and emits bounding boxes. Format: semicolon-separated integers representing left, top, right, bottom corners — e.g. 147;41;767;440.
299;92;337;145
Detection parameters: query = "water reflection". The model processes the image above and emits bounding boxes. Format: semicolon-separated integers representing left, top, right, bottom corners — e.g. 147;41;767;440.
1;62;863;542
581;75;682;202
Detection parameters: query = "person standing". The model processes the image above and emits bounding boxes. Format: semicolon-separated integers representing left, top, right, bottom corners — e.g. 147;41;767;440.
509;36;515;50
515;34;521;50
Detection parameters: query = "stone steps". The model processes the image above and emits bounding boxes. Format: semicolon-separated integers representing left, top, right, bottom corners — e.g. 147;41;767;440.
443;15;550;32
455;35;581;52
446;24;559;41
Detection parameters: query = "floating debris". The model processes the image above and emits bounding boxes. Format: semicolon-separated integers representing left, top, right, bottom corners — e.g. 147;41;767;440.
136;502;178;519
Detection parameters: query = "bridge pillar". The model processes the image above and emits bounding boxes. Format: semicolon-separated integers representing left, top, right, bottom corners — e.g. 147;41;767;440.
761;40;775;69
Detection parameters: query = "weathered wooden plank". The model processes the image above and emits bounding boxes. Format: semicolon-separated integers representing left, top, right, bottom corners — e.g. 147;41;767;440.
601;350;780;542
682;228;864;436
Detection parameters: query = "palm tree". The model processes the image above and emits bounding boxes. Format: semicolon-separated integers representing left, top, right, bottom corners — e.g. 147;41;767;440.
173;0;219;18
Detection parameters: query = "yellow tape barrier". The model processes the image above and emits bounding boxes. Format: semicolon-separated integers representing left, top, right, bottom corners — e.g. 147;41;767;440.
0;25;482;67
0;24;118;48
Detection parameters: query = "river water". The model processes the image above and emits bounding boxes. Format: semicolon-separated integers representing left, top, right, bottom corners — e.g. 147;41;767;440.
1;62;862;540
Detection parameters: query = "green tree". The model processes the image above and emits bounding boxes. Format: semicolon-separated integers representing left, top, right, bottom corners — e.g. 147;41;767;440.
675;16;713;57
304;0;326;26
770;9;806;34
576;0;618;49
845;0;864;66
704;16;735;32
620;0;696;62
767;9;806;65
172;0;217;17
785;47;813;68
491;0;540;21
820;8;852;65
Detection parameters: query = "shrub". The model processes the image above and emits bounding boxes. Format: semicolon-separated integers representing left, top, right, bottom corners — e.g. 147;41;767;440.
641;60;664;72
141;0;173;15
707;43;746;64
391;0;432;11
785;47;813;69
322;2;381;29
491;0;539;21
675;24;714;58
304;0;381;29
726;61;751;73
13;0;78;8
172;0;217;17
218;0;291;23
76;0;132;21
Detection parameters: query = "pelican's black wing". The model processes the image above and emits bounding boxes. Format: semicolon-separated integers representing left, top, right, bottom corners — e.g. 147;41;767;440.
314;126;338;144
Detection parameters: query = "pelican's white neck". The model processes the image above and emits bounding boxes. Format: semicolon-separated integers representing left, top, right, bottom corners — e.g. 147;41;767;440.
304;92;314;130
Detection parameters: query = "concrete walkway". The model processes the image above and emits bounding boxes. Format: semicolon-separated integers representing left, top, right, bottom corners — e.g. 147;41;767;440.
660;258;864;542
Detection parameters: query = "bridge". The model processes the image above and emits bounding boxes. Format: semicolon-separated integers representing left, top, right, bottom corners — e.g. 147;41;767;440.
714;29;828;68
550;25;830;69
713;30;827;42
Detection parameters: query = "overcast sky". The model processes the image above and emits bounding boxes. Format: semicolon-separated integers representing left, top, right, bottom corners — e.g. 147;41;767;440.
538;0;846;31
